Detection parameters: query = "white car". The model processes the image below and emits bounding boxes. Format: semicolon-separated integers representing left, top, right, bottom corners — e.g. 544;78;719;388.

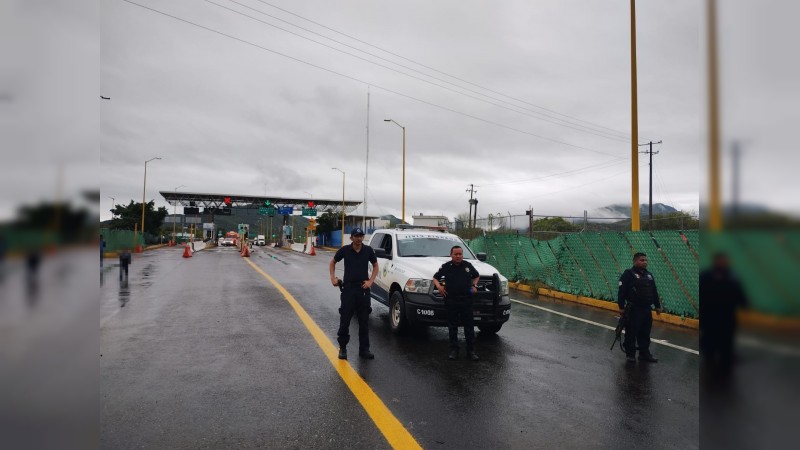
368;226;511;334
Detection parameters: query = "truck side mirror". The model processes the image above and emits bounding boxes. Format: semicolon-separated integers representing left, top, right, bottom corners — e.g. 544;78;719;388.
477;252;487;262
373;247;391;259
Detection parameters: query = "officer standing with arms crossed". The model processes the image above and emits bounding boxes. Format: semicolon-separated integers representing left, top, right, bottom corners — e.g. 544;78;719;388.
329;228;378;360
618;252;662;363
432;245;480;361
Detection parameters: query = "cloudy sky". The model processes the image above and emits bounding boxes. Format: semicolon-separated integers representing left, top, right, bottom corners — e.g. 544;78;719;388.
97;0;704;222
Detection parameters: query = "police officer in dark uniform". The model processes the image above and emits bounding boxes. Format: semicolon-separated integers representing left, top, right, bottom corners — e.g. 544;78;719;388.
433;245;480;361
618;252;662;362
329;228;379;360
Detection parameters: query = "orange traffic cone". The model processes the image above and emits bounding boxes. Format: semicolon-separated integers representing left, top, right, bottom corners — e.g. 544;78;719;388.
309;244;316;256
241;244;250;257
182;243;192;258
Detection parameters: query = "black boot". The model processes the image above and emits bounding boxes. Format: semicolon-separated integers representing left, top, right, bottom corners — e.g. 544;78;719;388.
448;349;458;360
639;353;658;363
338;347;347;360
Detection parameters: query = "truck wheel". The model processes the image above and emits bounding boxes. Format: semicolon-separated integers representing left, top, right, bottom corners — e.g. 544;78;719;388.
477;324;503;334
390;291;409;334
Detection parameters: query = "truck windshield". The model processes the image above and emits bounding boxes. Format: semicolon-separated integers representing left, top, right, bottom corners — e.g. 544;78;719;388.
397;236;476;259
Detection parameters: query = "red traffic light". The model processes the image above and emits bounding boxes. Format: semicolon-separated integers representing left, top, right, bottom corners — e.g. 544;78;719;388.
224;197;231;205
307;201;315;208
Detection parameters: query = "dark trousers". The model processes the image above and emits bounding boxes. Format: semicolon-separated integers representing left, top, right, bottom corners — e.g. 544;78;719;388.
446;298;475;352
624;306;653;356
119;264;129;280
337;287;371;351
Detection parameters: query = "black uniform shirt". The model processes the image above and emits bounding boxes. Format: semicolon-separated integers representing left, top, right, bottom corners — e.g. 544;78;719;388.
334;244;377;284
617;267;661;310
433;261;480;297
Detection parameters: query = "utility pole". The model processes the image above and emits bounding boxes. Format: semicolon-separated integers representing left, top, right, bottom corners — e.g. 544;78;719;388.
732;140;741;218
466;184;478;228
639;140;661;230
364;87;370;231
526;205;532;238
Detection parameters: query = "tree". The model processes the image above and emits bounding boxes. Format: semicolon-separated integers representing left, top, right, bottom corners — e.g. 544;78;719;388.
316;211;343;234
529;216;580;240
109;200;168;233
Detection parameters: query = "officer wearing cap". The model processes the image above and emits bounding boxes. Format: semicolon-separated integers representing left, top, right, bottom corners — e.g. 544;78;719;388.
432;245;480;361
329;228;379;360
618;252;662;363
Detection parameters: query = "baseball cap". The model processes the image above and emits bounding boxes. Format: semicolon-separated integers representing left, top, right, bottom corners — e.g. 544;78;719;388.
351;227;365;236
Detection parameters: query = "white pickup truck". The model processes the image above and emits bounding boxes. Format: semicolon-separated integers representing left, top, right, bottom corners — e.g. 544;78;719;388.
368;226;511;334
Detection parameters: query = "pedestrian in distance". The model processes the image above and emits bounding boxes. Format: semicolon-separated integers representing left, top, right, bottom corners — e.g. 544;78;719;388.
432;245;481;361
119;247;132;281
328;228;379;360
100;234;106;268
618;252;662;363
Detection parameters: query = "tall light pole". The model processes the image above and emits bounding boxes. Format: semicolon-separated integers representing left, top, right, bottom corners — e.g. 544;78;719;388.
107;196;115;218
384;119;406;223
141;157;161;243
332;168;345;245
172;184;185;242
629;0;640;231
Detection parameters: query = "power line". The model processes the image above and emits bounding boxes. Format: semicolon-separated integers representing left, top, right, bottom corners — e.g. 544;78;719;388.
248;0;652;143
478;157;626;187
208;0;634;144
119;0;623;158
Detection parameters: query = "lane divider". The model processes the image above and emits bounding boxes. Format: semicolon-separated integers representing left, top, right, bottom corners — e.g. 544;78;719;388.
244;258;421;450
510;298;700;355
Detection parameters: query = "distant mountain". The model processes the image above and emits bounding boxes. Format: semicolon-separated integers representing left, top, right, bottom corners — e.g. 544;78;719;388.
380;214;405;226
588;203;678;221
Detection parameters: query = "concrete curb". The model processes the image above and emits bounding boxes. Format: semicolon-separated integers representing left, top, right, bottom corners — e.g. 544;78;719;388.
509;282;699;330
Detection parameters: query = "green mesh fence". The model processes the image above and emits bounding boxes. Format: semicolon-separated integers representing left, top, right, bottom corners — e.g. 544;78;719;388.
701;231;800;316
562;234;598;297
469;230;799;319
469;231;699;318
101;228;144;253
582;234;622;297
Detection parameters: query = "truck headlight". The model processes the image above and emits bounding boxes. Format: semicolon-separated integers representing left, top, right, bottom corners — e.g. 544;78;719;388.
500;280;509;296
405;279;432;294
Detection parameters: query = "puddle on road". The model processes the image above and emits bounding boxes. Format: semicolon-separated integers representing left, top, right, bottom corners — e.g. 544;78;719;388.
119;279;130;307
140;263;155;278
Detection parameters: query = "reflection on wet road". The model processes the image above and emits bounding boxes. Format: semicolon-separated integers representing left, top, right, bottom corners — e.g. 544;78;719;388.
100;245;699;448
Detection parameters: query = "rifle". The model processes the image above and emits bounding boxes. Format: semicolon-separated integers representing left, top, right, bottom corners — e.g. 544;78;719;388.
610;303;631;351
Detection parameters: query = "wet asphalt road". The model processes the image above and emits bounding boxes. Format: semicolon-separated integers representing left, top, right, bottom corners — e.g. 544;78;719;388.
100;245;699;449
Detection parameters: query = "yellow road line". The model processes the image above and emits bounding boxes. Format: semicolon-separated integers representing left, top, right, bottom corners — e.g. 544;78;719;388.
244;258;421;450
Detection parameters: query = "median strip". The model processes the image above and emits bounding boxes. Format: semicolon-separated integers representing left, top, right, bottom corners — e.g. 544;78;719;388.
244;258;421;450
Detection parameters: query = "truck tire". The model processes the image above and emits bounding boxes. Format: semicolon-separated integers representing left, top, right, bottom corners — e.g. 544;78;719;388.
390;290;409;334
477;323;503;334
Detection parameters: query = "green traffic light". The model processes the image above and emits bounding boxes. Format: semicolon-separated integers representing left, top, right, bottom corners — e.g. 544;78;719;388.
264;200;271;206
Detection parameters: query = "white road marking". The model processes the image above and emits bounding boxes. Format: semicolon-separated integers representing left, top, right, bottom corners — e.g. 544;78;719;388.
510;299;700;355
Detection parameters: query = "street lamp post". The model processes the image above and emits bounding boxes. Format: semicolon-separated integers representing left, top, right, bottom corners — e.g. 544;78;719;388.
384;119;406;223
332;168;345;245
141;157;161;246
172;184;185;244
303;191;313;242
107;196;115;218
